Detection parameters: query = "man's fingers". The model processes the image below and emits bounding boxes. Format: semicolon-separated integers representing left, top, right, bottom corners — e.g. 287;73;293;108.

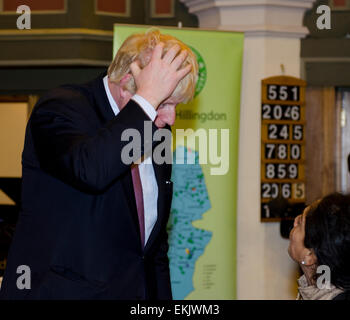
171;50;188;70
176;64;192;81
162;44;181;64
151;42;165;61
130;60;141;77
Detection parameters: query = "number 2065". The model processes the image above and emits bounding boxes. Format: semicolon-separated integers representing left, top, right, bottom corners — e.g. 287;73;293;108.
261;183;305;200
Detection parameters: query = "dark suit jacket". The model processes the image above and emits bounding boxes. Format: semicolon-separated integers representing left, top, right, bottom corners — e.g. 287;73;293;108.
0;73;173;300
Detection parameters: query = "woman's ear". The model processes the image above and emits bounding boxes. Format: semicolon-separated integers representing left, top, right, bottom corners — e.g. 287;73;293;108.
303;249;317;266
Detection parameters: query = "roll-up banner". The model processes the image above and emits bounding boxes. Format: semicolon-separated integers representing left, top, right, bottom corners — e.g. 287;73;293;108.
113;24;244;299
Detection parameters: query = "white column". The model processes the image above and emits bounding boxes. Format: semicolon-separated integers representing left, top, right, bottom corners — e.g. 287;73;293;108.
181;0;317;299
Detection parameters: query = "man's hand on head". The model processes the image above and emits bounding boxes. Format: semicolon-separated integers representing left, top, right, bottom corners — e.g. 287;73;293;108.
130;42;191;110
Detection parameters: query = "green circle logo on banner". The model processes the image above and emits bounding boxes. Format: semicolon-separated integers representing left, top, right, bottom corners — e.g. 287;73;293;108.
189;46;207;97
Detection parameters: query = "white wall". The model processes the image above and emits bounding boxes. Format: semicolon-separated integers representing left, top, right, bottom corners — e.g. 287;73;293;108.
237;36;302;299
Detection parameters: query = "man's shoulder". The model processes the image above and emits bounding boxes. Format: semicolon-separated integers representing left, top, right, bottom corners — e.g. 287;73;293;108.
37;83;92;109
33;74;105;117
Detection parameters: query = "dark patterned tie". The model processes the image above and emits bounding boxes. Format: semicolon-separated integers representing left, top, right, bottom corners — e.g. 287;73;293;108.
131;164;145;247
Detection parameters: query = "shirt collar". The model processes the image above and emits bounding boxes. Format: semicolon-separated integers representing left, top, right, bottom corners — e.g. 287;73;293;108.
103;75;120;116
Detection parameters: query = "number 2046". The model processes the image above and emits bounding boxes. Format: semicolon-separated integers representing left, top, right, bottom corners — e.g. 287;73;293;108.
262;104;300;121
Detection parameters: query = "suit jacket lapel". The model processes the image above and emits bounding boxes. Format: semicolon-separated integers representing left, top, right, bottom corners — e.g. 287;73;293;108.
144;126;173;253
91;72;142;247
90;72;116;123
122;157;170;254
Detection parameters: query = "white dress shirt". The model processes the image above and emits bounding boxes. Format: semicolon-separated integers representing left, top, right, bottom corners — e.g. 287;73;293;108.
103;76;158;246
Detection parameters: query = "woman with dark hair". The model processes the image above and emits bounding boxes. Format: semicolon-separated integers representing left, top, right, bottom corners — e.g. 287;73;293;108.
288;192;350;300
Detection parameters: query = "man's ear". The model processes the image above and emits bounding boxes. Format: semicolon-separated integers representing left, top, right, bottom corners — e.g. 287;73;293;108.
118;74;133;97
119;73;132;87
118;74;133;99
303;249;318;266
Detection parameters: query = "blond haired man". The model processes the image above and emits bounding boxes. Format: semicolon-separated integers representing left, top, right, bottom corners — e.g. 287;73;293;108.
0;29;198;300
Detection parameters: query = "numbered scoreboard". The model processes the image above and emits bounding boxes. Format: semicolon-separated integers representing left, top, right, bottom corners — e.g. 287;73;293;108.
261;76;307;221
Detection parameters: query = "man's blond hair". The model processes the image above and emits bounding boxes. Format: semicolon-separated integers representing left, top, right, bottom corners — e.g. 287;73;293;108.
107;28;198;103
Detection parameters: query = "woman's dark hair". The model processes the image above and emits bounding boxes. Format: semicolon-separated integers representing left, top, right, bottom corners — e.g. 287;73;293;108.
304;192;350;290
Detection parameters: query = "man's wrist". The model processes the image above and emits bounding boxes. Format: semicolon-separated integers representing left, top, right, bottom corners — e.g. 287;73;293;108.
132;94;157;121
135;91;160;110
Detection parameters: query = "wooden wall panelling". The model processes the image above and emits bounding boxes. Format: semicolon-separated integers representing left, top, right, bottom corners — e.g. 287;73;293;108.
305;86;338;204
